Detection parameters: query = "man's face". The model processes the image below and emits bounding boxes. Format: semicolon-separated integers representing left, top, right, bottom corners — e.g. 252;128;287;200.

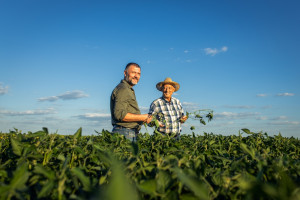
124;65;141;86
163;84;175;99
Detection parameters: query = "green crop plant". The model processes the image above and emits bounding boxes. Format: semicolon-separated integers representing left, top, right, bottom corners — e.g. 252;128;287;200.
146;109;214;135
0;127;299;199
186;109;214;125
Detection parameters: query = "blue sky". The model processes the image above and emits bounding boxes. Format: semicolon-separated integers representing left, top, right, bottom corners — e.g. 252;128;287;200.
1;0;299;137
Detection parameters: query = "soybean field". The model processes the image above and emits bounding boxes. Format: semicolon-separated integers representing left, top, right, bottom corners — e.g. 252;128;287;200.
0;128;299;200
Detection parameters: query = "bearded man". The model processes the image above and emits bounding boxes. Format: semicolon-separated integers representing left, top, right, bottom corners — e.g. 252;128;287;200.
148;77;188;139
110;62;152;141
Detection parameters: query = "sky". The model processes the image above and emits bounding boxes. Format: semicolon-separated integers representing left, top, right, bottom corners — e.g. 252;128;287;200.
0;0;299;137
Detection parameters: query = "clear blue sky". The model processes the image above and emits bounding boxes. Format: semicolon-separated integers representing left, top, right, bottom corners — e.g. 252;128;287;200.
1;0;299;137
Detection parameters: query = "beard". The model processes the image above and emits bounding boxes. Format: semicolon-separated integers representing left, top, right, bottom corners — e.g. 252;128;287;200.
125;76;138;86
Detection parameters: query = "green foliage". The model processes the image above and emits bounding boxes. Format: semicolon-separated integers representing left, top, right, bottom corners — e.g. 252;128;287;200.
147;109;214;134
0;128;299;199
186;109;214;125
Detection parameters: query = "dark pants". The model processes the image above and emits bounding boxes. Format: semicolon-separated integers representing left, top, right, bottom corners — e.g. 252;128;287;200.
112;126;139;142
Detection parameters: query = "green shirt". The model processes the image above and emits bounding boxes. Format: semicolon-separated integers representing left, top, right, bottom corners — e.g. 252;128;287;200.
110;80;141;129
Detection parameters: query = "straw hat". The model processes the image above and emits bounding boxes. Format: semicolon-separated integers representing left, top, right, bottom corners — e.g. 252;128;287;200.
156;77;180;92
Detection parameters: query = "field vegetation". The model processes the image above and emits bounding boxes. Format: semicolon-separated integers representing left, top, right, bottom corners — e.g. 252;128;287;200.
0;126;299;199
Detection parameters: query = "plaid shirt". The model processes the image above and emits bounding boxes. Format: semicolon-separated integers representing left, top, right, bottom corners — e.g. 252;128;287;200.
149;97;184;134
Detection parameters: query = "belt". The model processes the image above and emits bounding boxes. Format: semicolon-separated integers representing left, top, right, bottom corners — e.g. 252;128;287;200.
113;125;138;131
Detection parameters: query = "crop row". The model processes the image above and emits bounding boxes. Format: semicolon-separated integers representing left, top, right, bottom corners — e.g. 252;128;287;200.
0;128;299;199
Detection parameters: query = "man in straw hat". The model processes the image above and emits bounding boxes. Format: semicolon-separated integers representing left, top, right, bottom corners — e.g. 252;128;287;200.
148;77;188;139
110;62;152;142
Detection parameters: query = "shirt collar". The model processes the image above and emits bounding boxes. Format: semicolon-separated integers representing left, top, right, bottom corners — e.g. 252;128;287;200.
161;96;173;103
121;79;133;90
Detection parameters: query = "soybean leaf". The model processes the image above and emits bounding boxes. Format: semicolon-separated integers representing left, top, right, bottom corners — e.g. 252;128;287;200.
42;127;49;134
71;168;91;192
27;131;47;138
240;143;255;159
74;127;82;140
156;170;172;194
38;180;55;198
34;165;55;180
7;163;30;193
137;179;157;196
106;157;139;200
241;128;253;134
174;168;210;200
10;137;22;156
74;146;86;156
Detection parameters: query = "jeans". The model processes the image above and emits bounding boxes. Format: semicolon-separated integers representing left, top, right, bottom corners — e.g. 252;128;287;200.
112;126;139;142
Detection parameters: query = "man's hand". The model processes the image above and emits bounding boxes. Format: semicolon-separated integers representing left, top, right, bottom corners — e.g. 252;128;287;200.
158;121;165;127
144;114;152;124
180;115;188;123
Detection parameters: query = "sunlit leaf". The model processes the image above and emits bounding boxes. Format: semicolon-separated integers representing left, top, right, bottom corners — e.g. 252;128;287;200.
137;179;157;196
10;137;22;156
74;127;82;140
27;131;47;138
241;128;253;134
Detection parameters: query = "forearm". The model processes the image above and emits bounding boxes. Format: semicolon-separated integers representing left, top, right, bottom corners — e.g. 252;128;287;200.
122;113;149;122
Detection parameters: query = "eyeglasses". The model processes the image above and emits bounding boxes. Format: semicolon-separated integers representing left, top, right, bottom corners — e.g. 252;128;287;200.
163;86;174;91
